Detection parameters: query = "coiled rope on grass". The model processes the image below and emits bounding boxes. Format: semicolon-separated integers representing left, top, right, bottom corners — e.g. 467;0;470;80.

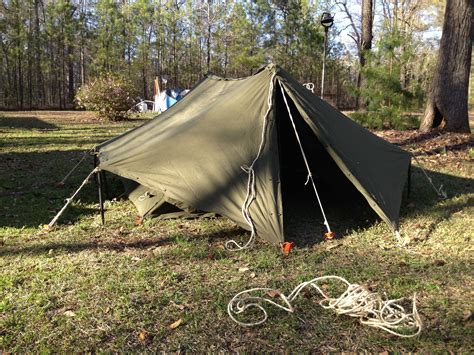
228;275;422;338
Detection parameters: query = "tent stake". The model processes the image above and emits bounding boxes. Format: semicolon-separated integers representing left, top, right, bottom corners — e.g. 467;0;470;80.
98;169;105;225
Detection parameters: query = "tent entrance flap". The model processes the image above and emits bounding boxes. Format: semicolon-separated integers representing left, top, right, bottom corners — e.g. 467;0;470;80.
275;84;374;240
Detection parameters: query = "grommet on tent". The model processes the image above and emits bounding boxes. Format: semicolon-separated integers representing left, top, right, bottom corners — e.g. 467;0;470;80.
281;242;294;255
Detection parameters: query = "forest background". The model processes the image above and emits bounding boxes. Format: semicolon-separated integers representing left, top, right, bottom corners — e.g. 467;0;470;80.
2;0;465;118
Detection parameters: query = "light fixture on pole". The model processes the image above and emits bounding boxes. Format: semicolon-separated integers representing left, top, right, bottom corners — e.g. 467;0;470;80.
320;12;334;100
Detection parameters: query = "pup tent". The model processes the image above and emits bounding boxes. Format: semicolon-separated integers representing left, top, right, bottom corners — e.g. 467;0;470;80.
94;64;411;245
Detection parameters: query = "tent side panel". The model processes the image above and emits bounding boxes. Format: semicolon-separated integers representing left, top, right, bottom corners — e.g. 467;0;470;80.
98;67;284;244
277;73;411;231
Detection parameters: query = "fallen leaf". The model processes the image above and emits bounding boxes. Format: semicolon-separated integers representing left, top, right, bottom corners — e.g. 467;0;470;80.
238;267;249;273
249;272;256;278
267;289;281;298
463;310;472;322
169;318;183;329
138;330;147;341
134;216;143;226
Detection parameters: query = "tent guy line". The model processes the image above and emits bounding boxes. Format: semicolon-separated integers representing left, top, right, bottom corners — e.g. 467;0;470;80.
45;167;99;230
278;81;333;238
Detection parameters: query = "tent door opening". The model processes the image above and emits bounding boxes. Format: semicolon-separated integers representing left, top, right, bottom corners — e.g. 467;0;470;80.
275;86;374;243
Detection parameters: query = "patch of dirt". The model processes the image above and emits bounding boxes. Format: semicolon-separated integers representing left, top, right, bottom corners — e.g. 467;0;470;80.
375;129;472;158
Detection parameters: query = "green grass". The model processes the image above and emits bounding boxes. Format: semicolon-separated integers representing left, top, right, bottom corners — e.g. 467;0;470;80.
1;111;473;352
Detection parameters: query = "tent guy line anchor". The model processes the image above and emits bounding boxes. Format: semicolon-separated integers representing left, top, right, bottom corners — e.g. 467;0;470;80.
279;82;333;238
44;167;100;230
56;151;89;186
228;275;422;338
225;71;277;251
411;154;447;199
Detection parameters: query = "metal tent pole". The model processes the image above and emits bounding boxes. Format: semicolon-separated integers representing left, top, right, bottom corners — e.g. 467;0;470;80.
97;169;105;225
321;27;328;99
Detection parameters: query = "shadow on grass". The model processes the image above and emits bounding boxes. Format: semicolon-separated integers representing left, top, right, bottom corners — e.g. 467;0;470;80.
0;116;59;130
0;150;100;228
2;146;472;249
0;136;114;149
0;227;244;257
283;166;473;247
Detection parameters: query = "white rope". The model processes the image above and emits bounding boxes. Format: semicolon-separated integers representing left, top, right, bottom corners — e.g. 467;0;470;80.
225;72;277;251
45;167;99;229
394;230;410;247
228;275;422;338
411;155;447;199
303;82;315;93
279;82;332;234
57;152;88;186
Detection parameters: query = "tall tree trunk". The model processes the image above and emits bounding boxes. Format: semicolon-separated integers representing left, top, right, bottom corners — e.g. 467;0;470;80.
357;0;373;110
420;0;472;133
34;0;44;106
206;1;211;73
17;51;24;110
67;44;74;106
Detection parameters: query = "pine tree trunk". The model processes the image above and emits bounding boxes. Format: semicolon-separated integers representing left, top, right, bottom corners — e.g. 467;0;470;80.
357;0;373;110
420;0;472;133
68;45;74;106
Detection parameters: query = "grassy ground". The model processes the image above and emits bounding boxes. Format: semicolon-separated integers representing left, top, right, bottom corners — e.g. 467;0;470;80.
0;111;473;352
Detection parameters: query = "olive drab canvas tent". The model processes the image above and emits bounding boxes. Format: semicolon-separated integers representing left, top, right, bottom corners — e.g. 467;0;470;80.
94;64;412;246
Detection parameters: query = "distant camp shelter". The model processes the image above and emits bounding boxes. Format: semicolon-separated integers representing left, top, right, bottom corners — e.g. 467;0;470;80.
94;64;411;246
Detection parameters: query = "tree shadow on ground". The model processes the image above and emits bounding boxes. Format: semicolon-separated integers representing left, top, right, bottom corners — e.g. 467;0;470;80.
0;150;100;228
2;145;472;251
0;116;59;130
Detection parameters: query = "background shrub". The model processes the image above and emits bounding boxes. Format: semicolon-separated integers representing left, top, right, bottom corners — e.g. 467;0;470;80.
350;109;419;130
75;74;138;121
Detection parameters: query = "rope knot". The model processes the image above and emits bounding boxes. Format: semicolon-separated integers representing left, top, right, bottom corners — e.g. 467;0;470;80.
240;165;251;173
